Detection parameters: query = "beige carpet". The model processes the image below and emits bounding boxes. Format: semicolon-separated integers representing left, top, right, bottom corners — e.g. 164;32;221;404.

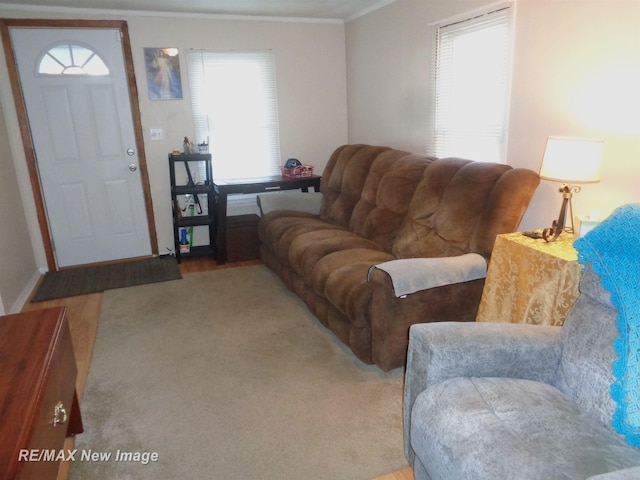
70;265;406;479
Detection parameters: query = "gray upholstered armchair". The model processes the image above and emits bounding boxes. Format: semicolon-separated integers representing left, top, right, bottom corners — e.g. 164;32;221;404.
404;260;640;479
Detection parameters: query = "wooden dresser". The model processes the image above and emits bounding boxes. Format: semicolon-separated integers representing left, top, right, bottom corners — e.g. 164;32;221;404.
0;307;83;480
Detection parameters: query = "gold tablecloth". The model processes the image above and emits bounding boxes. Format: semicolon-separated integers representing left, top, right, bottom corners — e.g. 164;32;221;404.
476;232;581;326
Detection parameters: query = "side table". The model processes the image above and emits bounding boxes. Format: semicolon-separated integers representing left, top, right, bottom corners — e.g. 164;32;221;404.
476;231;582;326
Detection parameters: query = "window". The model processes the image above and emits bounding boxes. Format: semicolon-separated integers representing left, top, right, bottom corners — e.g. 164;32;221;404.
187;50;281;180
429;4;513;163
38;43;109;75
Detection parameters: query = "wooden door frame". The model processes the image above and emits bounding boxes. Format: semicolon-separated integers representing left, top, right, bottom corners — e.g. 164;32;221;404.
0;18;158;271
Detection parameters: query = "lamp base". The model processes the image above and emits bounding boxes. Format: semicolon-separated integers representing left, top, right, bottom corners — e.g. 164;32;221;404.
542;184;577;242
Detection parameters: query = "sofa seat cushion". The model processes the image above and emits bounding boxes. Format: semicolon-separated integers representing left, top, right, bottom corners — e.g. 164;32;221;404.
288;228;387;280
261;212;396;324
411;377;640;480
314;248;395;322
259;213;337;268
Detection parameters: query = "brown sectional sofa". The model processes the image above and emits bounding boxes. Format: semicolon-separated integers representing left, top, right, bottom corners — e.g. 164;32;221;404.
258;144;540;370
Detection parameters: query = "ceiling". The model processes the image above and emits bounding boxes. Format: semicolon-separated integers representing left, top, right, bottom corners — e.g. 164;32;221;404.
0;0;394;20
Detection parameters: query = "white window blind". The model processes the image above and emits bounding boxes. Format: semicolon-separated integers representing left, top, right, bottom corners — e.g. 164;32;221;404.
187;50;281;180
430;4;513;163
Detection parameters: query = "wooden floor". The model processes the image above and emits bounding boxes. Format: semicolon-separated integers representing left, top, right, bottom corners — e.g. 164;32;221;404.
22;256;413;480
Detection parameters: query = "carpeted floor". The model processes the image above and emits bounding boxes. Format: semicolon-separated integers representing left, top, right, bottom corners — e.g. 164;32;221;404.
70;265;407;480
32;256;182;301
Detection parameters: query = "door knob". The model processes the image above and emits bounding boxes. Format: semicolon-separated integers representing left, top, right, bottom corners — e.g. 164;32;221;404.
129;163;137;172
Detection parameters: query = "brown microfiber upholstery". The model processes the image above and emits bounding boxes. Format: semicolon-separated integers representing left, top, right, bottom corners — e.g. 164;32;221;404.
259;145;540;370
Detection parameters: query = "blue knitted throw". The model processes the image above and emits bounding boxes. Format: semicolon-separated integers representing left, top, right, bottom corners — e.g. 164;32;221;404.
574;203;640;446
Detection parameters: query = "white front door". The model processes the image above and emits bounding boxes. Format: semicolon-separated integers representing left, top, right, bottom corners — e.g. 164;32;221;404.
10;27;151;268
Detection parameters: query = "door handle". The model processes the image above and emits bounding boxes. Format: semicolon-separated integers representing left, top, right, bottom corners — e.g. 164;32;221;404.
53;401;67;427
129;163;137;172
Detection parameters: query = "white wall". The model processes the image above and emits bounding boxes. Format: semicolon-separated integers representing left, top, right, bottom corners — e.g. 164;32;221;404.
347;0;485;154
507;0;640;229
0;94;38;313
127;15;348;252
346;0;640;230
0;6;348;267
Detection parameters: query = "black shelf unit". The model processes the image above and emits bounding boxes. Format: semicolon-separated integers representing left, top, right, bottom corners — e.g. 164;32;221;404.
168;153;215;262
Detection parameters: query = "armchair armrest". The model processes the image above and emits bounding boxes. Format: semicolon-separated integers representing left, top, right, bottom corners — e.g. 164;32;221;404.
256;191;322;216
404;321;562;462
406;321;562;393
369;253;487;298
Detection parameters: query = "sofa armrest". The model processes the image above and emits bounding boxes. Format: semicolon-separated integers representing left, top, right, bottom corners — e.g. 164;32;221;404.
404;321;562;462
589;467;640;479
256;191;323;216
369;253;487;297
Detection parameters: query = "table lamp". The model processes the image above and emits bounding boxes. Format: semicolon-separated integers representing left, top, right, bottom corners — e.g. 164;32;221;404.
539;136;604;242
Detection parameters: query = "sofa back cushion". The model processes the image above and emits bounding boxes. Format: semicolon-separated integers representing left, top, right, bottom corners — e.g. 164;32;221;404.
349;153;436;251
320;145;393;229
391;158;540;259
319;146;539;258
319;145;437;251
553;265;619;429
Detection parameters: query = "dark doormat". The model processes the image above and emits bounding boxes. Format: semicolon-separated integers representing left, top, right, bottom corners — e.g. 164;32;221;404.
31;256;182;302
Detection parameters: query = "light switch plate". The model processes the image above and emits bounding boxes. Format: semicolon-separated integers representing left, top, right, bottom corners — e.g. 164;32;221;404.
150;127;164;141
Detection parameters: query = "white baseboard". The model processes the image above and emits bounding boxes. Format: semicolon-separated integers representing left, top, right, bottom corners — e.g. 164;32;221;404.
9;268;45;314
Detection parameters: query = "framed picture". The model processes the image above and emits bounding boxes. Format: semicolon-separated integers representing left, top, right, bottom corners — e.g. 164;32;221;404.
144;47;183;100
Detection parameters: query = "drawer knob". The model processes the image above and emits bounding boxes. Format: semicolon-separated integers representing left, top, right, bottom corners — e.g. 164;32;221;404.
53;401;68;427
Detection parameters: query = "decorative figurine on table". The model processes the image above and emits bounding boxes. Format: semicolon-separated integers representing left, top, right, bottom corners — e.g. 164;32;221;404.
183;136;195;154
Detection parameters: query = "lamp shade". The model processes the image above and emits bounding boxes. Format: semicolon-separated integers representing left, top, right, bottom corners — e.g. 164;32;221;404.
539;136;604;183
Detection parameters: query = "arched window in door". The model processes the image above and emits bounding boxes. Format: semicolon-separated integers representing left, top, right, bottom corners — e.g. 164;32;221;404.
38;43;109;75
